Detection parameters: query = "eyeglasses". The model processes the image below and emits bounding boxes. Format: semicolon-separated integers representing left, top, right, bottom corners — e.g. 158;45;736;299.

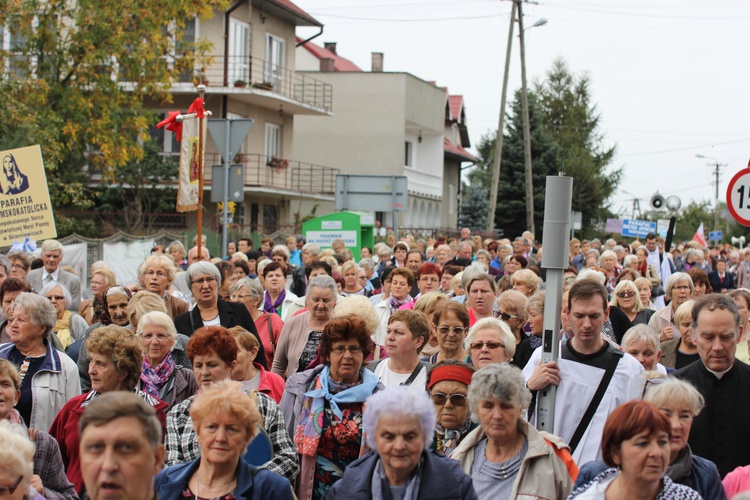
470;341;504;351
641;377;666;399
141;333;170;343
46;295;65;301
431;393;467;407
617;291;636;298
10;264;25;270
437;326;467;336
230;294;253;301
672;285;691;291
330;345;363;355
495;311;522;322
0;476;23;496
191;276;217;286
146;270;169;278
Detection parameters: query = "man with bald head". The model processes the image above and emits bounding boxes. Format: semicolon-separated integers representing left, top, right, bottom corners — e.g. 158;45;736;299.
187;246;210;265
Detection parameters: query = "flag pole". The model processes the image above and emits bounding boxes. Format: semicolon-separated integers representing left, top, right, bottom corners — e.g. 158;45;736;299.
196;84;206;260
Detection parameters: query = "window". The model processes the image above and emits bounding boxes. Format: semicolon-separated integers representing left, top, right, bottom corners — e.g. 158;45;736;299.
1;19;36;78
263;204;278;230
229;19;250;84
265;123;281;162
404;141;413;167
264;34;284;91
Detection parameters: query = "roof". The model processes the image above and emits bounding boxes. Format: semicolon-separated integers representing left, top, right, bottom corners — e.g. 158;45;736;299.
297;38;363;72
253;0;322;27
444;137;477;163
448;95;464;123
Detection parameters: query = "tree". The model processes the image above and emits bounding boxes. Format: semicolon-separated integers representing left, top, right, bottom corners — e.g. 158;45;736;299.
0;0;228;218
535;58;621;238
458;184;490;231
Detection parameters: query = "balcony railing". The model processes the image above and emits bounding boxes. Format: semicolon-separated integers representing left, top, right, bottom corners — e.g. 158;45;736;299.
203;153;338;196
181;55;332;113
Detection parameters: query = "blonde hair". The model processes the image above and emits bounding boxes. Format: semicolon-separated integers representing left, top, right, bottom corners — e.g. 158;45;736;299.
511;269;541;296
673;300;695;326
190;380;260;441
413;291;448;316
0;421;34;483
334;295;379;334
466;317;517;359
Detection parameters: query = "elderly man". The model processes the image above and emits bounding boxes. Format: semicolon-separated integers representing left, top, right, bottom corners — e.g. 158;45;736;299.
674;294;750;477
523;279;643;465
186;245;210;265
27;239;81;311
79;392;165;500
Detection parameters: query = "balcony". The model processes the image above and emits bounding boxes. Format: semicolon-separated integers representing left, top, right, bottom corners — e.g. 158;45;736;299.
172;55;333;115
203;153;338;198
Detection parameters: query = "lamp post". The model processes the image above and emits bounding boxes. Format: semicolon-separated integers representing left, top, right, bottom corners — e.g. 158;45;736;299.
695;154;726;234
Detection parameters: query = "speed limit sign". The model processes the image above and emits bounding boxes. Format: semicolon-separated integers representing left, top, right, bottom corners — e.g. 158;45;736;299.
727;165;750;226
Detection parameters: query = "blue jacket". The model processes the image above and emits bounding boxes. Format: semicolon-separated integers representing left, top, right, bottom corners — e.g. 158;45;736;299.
154;458;294;500
575;455;726;500
327;450;478;500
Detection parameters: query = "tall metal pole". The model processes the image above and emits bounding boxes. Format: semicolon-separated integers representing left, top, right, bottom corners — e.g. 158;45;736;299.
486;2;517;234
518;1;535;235
713;160;721;232
222;120;231;257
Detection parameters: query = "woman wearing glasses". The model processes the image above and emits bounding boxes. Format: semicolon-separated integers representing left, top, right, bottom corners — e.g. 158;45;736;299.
610;279;654;326
427;360;476;456
512;291;545;370
280;315;384;500
495;290;530;348
450;363;576;499
41;282;88;351
424;301;471;364
466;317;516;368
229;277;284;368
173;262;267;368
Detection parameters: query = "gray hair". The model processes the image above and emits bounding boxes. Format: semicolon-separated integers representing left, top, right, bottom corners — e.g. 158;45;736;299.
186;261;222;287
106;285;130;298
613;245;624;253
643;377;704;417
0;421;35;484
230;277;263;301
622;324;660;352
623;255;637;268
666;272;693;297
307;274;337;297
136;311;177;350
686;248;704;262
41;281;73;309
692;293;741;331
577;268;606;285
272;244;290;260
0;255;10;275
40;239;64;254
13;292;56;330
302;243;321;256
465;317;517;360
462;265;496;293
468;363;532;419
363;386;436;451
359;258;376;271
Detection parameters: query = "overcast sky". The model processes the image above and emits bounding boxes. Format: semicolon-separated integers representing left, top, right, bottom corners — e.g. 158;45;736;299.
294;0;750;224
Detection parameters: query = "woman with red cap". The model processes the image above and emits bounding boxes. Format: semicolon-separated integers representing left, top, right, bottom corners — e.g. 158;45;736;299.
427;360;476;456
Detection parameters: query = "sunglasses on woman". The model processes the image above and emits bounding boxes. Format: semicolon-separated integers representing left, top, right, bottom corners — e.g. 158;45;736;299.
495;311;522;322
470;341;503;351
431;392;468;407
617;291;635;298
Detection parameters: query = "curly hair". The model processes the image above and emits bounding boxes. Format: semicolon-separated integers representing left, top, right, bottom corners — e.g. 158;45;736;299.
319;314;372;363
86;325;143;390
190;380;260;443
186;326;238;366
389;267;415;287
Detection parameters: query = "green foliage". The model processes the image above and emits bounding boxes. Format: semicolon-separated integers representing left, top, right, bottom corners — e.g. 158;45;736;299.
458;184;489;230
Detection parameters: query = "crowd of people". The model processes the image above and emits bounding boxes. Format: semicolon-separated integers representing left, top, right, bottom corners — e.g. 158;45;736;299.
2;227;750;500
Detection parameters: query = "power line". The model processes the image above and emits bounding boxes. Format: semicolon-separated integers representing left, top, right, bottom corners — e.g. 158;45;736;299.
308;12;504;22
618;137;750;157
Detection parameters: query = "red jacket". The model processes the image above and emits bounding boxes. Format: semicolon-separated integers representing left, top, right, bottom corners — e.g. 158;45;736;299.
256;362;285;404
48;390;168;494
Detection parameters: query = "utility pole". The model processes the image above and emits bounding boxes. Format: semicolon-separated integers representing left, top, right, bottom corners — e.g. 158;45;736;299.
696;154;726;233
486;2;517;234
517;0;534;235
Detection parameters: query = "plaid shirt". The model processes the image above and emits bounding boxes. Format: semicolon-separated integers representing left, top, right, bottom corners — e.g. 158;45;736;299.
164;391;299;480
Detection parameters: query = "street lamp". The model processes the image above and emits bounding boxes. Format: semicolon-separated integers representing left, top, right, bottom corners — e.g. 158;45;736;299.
695;153;726;235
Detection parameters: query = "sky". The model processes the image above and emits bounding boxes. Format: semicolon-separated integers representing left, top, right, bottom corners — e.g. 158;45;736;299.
293;0;750;225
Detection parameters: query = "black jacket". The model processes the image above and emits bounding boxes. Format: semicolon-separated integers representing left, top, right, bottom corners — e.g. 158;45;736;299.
174;299;268;369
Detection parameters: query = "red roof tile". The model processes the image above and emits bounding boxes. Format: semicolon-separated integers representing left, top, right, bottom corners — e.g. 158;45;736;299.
449;95;464;123
269;0;322;27
444;137;477;162
297;38;363;72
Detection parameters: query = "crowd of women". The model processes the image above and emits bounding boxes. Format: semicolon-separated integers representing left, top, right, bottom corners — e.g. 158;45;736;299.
1;231;750;500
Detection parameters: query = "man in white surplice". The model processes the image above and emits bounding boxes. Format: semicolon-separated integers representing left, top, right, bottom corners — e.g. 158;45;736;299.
522;279;643;465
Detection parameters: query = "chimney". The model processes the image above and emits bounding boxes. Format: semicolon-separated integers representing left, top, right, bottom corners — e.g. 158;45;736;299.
320;57;335;72
371;52;383;72
324;42;337;55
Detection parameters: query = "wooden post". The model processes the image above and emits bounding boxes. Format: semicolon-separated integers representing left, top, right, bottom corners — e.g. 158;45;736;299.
196;85;206;260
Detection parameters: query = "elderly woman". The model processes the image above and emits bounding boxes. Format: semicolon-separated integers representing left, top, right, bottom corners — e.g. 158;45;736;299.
0;421;41;500
634;276;657;311
427;360;476;456
649;272;693;342
262;261;298;321
466;317;516;368
0;361;77;500
414;291;449;358
341;261;366;297
450;363;575;499
611;279;654;325
41;282;88;350
575;377;725;499
135;311;197;411
173;262;266;367
329;386;479;500
728;289;750;364
140;254;189;320
510;269;541;298
280;315;384;500
48;325;168;494
496;289;530;351
424;301;470;364
272;275;337;378
569;401;701;499
164;326;298;481
635;246;662;288
367;310;429;389
228;326;286;404
621;324;665;373
569;401;704;500
511;291;545;370
166;240;188;271
0;293;80;431
659;300;700;370
78;268;116;326
464;270;496;325
156;380;295;500
230;277;284;368
8;253;31;281
599;249;621;294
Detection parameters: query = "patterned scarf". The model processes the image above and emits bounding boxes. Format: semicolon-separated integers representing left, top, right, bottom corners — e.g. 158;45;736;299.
53;309;73;350
264;289;286;315
140;352;175;398
435;419;473;456
371;455;423;500
386;294;413;314
294;366;379;457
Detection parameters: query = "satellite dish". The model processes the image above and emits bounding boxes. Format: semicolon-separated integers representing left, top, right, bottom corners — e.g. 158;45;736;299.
665;195;682;212
650;194;666;211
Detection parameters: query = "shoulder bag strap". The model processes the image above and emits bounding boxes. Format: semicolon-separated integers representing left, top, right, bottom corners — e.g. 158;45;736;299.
568;349;624;453
401;361;426;387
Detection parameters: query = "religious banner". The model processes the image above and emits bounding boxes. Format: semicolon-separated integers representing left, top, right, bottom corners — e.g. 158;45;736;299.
0;145;57;246
176;113;204;212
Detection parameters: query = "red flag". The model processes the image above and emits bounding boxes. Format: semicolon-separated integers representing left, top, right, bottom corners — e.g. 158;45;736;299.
188;98;205;118
692;223;707;247
156;110;183;141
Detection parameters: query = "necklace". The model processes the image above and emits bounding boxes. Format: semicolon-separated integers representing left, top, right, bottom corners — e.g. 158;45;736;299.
195;476;236;500
615;476;627;500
